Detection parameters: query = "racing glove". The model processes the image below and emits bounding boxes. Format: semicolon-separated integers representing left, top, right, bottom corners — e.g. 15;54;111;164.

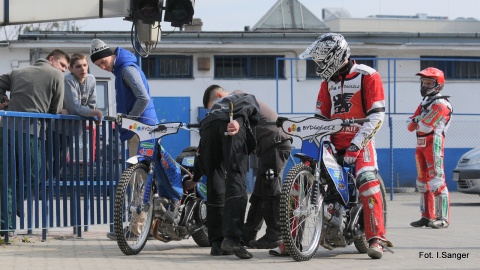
412;115;423;123
344;144;360;164
407;115;422;132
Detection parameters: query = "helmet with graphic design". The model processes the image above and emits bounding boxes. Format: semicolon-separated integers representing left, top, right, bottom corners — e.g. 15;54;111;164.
299;33;350;81
416;67;445;97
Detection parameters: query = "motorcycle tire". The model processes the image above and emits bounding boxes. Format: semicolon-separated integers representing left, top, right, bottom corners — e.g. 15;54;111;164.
378;173;388;227
191;199;209;247
113;163;154;255
353;174;388;254
279;163;323;262
192;227;209;247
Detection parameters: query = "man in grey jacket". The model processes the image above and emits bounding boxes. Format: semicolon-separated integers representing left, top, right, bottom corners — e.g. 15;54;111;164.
0;49;70;236
63;53;102;124
0;49;69;116
50;52;103;177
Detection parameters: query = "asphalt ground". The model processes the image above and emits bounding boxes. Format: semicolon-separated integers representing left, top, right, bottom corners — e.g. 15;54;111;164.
1;193;479;270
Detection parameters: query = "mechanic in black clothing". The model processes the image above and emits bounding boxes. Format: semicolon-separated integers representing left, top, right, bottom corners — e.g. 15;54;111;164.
185;84;260;259
206;86;293;249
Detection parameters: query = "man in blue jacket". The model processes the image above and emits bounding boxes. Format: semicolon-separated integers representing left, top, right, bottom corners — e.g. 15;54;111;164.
90;38;158;156
90;39;159;240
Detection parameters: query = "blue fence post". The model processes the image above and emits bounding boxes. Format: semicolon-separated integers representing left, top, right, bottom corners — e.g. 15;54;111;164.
1;117;10;242
389;115;394;201
10;119;17;236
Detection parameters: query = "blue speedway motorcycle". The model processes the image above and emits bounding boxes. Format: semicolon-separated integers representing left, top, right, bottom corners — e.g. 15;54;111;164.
275;116;387;261
105;115;208;255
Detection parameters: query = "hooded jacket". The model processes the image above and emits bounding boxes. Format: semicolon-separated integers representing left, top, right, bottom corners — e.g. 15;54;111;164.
112;47;158;140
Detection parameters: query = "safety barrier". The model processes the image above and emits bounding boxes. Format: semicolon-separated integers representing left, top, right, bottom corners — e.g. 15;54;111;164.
1;111;125;243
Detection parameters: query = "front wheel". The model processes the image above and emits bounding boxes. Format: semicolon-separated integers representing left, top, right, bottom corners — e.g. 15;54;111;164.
113;163;154;255
279;163;323;262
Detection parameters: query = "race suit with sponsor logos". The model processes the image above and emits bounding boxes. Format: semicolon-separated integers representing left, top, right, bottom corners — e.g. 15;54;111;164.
314;62;387;242
407;94;452;222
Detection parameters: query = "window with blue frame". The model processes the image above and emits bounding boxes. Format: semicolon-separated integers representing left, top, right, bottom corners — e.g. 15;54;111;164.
141;55;193;79
421;56;480;80
214;55;285;79
305;55;377;79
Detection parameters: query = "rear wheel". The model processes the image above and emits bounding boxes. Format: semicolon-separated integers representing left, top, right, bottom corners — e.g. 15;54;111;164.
279;163;323;261
191;199;209;247
192;227;209;247
378;173;388;227
353;230;369;253
353;174;388;253
113;163;154;255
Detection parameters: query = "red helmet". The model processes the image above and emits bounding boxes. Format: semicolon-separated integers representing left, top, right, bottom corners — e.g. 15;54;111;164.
416;67;445;97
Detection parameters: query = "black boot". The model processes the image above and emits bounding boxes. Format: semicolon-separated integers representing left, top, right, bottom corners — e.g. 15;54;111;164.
410;217;431;227
249;235;282;249
221;238;253;259
211;241;233;256
242;230;258;248
250;197;282;249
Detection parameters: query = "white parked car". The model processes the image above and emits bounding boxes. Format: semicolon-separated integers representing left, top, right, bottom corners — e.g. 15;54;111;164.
452;147;480;195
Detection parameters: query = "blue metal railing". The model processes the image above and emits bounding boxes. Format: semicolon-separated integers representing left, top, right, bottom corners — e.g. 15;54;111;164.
1;111;124;243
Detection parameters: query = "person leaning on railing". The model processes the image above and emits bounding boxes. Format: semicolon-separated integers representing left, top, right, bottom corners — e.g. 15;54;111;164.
0;49;70;237
48;52;103;179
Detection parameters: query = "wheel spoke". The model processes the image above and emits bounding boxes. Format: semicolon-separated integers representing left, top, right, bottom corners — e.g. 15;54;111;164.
280;164;323;261
113;163;153;255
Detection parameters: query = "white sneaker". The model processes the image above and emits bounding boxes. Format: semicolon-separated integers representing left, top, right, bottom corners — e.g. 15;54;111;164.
269;242;289;256
429;219;449;229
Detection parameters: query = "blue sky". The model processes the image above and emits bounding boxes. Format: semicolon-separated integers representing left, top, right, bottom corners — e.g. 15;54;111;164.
80;0;480;32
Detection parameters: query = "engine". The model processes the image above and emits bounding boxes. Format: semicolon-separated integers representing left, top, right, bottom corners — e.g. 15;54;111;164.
322;201;349;248
150;146;199;242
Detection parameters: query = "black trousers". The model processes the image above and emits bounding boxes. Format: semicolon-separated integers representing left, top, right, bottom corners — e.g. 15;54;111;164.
198;120;249;244
243;140;292;241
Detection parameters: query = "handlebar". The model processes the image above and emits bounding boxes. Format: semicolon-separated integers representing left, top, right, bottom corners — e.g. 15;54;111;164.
103;114;200;132
150;123;200;133
104;114;198;125
275;116;288;127
152;123;199;133
340;118;370;126
274;116;370;127
103;116;118;122
187;123;200;128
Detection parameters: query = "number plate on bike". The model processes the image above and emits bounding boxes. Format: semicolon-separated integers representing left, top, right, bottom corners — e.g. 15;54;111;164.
279;117;344;140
